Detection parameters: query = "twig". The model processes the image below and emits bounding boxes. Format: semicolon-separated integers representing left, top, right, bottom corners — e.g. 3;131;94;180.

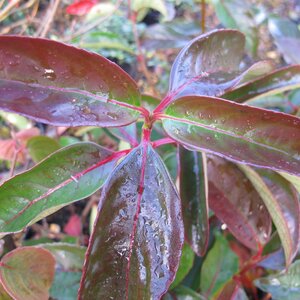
35;0;61;38
201;0;206;33
0;0;22;22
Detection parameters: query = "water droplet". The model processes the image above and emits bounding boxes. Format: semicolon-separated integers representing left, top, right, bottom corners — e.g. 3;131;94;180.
43;68;56;81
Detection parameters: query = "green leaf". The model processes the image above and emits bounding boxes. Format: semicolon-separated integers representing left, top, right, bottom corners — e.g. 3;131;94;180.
79;145;184;299
0;36;141;127
42;243;85;271
27;136;61;163
0;246;55;300
200;232;239;298
168;285;207;300
223;66;300;103
215;280;248;300
0;142;115;235
208;155;271;250
254;260;300;300
170;244;195;289
179;147;209;256
211;0;259;55
239;166;300;265
279;172;300;194
0;283;12;300
50;271;81;300
268;16;300;64
162;96;300;176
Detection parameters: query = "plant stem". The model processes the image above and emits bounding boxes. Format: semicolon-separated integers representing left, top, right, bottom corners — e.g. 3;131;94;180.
201;0;206;33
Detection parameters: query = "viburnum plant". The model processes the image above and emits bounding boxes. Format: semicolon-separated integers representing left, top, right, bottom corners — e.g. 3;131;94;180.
0;29;299;299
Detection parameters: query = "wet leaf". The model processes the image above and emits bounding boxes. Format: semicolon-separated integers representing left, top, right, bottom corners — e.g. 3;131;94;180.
27;136;60;163
223;66;300;103
108;123;138;146
239;166;300;265
170;243;195;289
50;271;81;300
162;96;300;176
168;30;272;99
42;243;86;271
0;247;55;300
0;142;115;235
268;16;300;64
179;147;209;256
0;36;140;127
211;0;259;55
254;259;300;300
208;156;271;250
79;145;184;299
200;232;239;298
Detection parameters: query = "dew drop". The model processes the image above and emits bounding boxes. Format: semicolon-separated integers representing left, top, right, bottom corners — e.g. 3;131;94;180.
43;68;56;81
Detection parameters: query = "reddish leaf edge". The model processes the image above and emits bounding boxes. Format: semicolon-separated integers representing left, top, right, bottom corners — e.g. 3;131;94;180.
0;146;130;236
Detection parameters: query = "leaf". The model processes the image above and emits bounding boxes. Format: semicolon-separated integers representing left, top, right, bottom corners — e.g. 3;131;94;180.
0;283;12;300
79;145;184;299
279;171;300;194
141;94;161;113
200;232;239;298
170;243;195;289
223;66;300;103
66;0;97;16
63;214;82;237
239;165;300;265
254;259;300;300
168;285;207;300
42;243;85;271
27;136;60;163
168;29;272;99
211;0;259;55
50;271;81;300
0;142;115;235
108;123;138;146
0;246;55;300
0;36;140;127
208;156;271;250
0;128;40;163
162;96;300;176
215;280;248;300
131;0;168;19
268;16;300;64
179;147;209;256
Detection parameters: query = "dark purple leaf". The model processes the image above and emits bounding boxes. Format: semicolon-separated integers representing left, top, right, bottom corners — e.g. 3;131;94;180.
79;145;184;299
0;36;141;127
168;29;273;99
207;156;271;250
162;96;300;176
239;165;300;265
179;146;209;256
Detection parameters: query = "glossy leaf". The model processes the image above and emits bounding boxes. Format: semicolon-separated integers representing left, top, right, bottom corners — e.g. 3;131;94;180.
42;243;86;271
167;285;207;300
168;30;272;99
268;16;300;64
211;0;259;55
79;145;184;299
239;166;300;265
50;271;81;300
223;66;300;103
208;156;271;250
200;232;239;298
254;259;300;300
27;136;60;163
0;36;140;127
0;142;115;235
179;147;209;256
162;96;300;176
0;247;55;300
170;243;195;289
108;123;138;146
279;171;300;194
